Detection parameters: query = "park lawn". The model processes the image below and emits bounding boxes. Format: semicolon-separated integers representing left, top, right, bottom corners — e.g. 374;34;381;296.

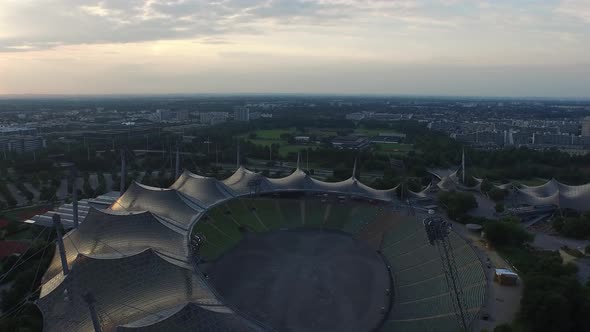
279;144;311;156
512;178;549;186
254;128;296;140
247;138;276;147
247;127;340;140
354;127;403;136
375;143;414;154
0;205;50;225
306;128;339;137
246;138;313;158
5;228;33;241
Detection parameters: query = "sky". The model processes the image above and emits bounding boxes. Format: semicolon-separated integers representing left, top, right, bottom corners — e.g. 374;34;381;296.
0;0;589;97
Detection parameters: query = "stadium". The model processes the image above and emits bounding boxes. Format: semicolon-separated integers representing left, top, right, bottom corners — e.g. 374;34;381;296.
36;163;487;332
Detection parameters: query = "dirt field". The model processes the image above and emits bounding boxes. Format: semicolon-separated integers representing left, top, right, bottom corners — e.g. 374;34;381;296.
204;229;391;332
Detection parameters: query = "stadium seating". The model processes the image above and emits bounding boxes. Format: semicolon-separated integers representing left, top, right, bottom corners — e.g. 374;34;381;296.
341;204;379;234
192;213;242;260
303;199;328;228
381;315;459;332
249;198;283;230
381;219;486;332
380;215;421;246
224;200;267;232
194;198;486;331
277;199;303;228
323;202;353;230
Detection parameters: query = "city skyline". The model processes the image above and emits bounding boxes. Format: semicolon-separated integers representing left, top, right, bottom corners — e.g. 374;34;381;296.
1;0;589;97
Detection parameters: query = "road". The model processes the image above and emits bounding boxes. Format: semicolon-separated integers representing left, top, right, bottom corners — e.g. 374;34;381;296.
531;232;589;251
450;220;522;331
468;193;498;220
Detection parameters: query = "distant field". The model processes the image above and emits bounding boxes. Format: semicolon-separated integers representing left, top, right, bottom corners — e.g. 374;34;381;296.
353;127;402;136
248;139;310;157
512;178;549;186
1;205;49;223
375;143;414;154
248;126;404;140
279;145;310;155
247;138;275;147
252;128;296;140
245;126;411;158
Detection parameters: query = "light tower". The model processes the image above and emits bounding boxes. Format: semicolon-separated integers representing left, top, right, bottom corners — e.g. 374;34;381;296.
120;149;126;196
236;140;240;169
461;148;466;184
423;215;468;330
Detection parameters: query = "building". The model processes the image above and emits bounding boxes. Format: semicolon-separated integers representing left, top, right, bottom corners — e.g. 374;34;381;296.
156;109;175;122
345;112;365;121
369;132;407;144
200;112;228;125
532;133;576;146
331;136;370;150
454;131;506;146
176;110;189;121
32;167;486;331
370;113;402;121
294;136;310;143
234;106;250;122
512;131;531;145
582;117;590;136
0;136;46;154
0;126;36;136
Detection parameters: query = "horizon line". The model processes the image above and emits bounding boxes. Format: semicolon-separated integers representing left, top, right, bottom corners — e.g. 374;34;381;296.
1;92;590;101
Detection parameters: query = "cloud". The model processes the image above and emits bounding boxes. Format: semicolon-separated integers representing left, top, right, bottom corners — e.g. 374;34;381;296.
0;0;466;51
556;0;590;23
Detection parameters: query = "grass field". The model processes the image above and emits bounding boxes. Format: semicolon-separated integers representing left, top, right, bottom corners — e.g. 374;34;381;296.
375;143;414;153
247;138;310;157
0;205;49;241
512;178;549;186
251;128;296;140
244;126;413;157
353;127;402;136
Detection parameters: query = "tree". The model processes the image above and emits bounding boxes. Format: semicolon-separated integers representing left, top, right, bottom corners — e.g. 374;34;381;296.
519;275;588;332
488;188;507;202
494;324;512;332
484;218;533;247
522;289;572;332
553;216;565;232
552;212;590;239
437;191;477;220
495;202;505;213
480;179;493;193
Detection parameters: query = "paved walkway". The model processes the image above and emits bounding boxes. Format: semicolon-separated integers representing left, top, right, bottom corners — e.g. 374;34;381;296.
529;231;590;284
531;232;589;251
467;193;498;220
451;221;522;331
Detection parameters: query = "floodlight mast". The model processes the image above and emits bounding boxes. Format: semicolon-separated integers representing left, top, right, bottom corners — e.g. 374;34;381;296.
120;149;126;196
70;167;79;228
52;214;69;275
82;292;102;332
423;215;468;331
